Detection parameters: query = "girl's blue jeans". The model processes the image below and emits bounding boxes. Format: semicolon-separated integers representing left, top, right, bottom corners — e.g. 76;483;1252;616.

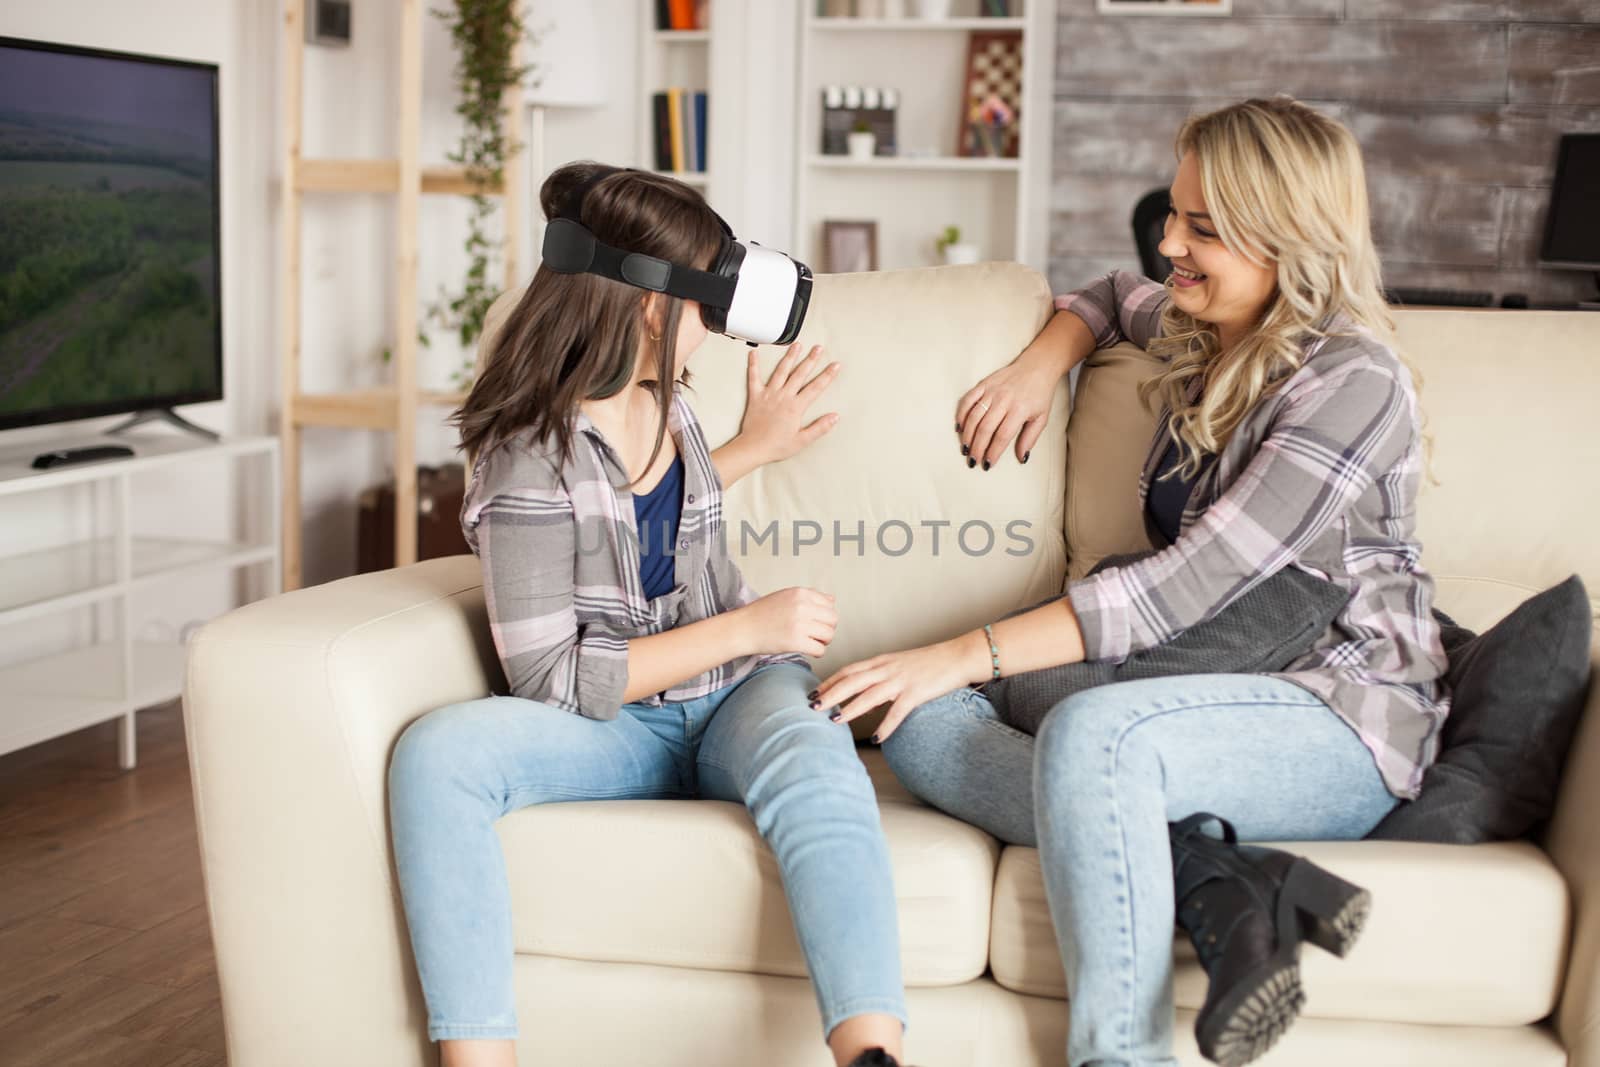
881;673;1400;1067
388;660;907;1044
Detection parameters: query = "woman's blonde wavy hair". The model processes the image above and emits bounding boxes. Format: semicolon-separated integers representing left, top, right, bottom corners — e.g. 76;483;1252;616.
1141;95;1432;483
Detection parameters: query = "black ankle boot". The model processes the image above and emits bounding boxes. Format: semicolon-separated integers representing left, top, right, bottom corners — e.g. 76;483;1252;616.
1170;812;1372;1067
844;1050;902;1067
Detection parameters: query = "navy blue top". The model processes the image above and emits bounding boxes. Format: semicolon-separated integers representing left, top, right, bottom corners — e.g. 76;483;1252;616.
1146;433;1215;546
633;453;685;600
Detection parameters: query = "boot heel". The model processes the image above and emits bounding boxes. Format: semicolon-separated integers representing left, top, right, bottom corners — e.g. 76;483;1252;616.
1281;858;1371;958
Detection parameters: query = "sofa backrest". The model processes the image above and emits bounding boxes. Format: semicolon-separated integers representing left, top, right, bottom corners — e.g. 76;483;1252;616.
1395;309;1600;629
480;272;1599;642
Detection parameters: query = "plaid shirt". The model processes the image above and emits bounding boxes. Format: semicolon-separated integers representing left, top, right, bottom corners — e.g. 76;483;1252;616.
1057;271;1451;800
461;385;805;719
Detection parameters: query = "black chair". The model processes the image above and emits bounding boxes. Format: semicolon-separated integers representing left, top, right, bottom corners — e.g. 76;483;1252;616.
1132;188;1172;281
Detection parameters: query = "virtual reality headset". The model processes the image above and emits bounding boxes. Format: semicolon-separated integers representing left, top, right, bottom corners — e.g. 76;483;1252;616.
540;167;813;347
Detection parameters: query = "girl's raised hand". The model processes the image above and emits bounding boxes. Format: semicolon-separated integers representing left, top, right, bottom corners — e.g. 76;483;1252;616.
738;343;841;466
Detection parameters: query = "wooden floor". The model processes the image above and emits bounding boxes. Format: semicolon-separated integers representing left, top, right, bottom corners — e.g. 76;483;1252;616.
0;700;226;1066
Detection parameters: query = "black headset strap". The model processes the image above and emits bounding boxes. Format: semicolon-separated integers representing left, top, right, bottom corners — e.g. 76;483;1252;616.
551;165;741;306
544;218;738;306
589;234;738;305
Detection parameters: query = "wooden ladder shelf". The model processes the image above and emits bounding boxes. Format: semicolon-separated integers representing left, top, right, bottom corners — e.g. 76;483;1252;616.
279;0;523;590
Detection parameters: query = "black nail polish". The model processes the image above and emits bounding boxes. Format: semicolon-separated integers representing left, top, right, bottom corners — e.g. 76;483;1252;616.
870;734;882;745
809;700;820;710
967;457;976;469
829;711;842;723
982;460;991;471
1023;451;1031;463
961;444;969;456
808;689;819;700
955;422;962;433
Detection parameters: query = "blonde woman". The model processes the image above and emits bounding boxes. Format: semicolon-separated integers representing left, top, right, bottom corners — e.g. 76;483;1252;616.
810;97;1450;1067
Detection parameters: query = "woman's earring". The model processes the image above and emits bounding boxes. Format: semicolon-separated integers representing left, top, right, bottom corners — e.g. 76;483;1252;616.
648;328;663;342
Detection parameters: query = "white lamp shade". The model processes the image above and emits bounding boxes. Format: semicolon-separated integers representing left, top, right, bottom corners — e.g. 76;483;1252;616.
523;1;607;108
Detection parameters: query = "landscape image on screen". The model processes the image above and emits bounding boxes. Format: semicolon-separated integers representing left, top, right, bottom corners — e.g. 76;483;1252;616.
0;41;219;421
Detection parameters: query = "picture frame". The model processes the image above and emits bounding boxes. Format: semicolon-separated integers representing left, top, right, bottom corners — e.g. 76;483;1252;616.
957;30;1023;159
1096;0;1232;15
822;220;879;274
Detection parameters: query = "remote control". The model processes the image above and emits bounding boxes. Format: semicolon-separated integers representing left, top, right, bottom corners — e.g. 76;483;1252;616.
30;444;136;469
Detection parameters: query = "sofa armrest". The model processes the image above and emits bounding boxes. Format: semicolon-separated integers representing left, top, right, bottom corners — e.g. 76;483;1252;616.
1548;632;1600;1067
182;556;497;1067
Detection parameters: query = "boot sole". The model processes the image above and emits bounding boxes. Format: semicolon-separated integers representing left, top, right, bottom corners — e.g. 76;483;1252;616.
1199;959;1305;1067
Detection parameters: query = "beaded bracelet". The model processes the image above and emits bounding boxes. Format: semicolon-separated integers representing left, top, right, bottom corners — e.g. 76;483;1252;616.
983;623;1001;680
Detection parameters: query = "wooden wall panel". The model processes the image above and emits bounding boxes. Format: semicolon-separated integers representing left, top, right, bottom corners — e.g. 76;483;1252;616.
1348;105;1600;187
1367;178;1503;269
1346;1;1600;23
1054;19;1506;105
1048;3;1600;305
1510;26;1600;106
1055;0;1344;16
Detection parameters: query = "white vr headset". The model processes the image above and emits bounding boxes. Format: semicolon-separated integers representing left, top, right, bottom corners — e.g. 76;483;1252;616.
540;166;813;347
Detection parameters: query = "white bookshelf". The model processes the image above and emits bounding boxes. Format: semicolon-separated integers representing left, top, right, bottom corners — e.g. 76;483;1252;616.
637;0;717;194
0;435;280;767
793;1;1055;274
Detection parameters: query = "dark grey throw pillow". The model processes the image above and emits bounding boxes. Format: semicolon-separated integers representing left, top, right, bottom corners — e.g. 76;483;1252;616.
1368;575;1593;845
983;553;1352;736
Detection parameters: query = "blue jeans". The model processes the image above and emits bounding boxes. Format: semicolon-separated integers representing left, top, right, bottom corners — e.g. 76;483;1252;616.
882;673;1399;1067
388;660;906;1044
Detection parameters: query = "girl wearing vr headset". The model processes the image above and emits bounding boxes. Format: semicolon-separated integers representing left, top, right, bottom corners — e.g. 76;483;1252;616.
811;98;1446;1067
387;163;912;1067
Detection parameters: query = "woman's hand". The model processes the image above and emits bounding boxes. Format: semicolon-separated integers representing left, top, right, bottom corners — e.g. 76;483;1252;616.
811;632;989;742
734;586;838;658
956;309;1086;470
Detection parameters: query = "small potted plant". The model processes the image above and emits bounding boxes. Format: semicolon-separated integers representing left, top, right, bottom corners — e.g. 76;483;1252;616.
936;224;979;265
847;117;877;161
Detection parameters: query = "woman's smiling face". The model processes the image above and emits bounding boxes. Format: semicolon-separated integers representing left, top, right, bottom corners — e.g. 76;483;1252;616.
1158;150;1279;350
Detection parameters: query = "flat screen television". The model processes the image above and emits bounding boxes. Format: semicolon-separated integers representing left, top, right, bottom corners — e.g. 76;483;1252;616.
0;35;221;434
1540;133;1600;275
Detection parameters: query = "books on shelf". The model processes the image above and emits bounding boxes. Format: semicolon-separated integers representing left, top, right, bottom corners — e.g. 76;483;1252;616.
657;0;711;30
653;89;709;173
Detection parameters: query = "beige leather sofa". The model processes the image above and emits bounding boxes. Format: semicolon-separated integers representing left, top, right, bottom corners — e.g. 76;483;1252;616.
184;263;1600;1066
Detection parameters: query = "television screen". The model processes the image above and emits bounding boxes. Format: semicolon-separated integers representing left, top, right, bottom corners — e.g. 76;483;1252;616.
1540;133;1600;272
0;36;221;431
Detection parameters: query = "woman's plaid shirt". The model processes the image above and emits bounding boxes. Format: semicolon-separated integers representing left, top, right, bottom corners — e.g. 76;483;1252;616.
1058;271;1452;800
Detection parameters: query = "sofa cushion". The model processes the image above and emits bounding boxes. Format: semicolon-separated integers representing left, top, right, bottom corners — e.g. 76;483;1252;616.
1370;575;1593;844
1062;340;1163;581
989;839;1569;1027
495;780;997;987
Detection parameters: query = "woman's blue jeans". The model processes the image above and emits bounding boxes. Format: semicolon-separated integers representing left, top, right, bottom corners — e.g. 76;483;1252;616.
881;673;1400;1067
388;660;906;1044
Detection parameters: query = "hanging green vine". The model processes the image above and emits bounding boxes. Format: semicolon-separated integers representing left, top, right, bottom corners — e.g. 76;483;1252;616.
425;0;529;385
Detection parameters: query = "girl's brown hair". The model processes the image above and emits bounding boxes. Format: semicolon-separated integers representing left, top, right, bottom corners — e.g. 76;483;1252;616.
452;162;725;485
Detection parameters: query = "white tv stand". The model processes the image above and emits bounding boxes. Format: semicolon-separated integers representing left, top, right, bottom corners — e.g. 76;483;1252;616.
0;434;280;768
